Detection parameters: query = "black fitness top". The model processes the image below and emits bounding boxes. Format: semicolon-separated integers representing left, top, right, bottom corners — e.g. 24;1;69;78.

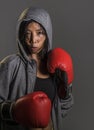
34;77;56;102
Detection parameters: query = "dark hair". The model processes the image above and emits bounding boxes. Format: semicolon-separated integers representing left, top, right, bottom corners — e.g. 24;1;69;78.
18;20;48;60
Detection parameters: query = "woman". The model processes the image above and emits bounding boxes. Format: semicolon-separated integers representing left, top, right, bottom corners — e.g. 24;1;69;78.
0;7;74;130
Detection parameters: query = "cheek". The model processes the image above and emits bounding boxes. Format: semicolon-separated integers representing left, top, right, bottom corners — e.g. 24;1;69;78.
40;38;46;47
25;39;31;46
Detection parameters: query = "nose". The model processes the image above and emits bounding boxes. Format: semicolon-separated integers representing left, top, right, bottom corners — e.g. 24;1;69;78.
30;33;38;44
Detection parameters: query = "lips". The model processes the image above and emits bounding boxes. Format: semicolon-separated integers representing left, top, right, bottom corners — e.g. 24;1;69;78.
31;47;38;51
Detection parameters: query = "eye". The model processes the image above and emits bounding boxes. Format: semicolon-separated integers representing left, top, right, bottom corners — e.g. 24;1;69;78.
25;31;31;39
37;30;45;36
25;31;31;36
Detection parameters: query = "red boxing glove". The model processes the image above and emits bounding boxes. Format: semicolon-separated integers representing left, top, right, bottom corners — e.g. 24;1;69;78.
12;91;51;128
47;48;74;98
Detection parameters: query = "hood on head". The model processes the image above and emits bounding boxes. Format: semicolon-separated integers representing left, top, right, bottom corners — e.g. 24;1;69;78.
17;7;52;61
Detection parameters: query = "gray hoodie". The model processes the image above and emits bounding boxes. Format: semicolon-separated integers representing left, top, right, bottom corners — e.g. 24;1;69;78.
0;7;74;130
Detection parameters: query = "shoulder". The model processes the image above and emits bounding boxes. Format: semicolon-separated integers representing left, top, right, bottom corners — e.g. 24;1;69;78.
0;54;21;69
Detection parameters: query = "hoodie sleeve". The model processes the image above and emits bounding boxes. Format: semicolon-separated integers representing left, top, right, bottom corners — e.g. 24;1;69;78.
0;59;10;101
0;57;15;121
60;94;74;117
59;84;74;117
52;91;74;130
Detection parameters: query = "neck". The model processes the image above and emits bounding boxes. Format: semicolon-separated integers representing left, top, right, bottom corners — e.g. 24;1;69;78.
29;53;39;62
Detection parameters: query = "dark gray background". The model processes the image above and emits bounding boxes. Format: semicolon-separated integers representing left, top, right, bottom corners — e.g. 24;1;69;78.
0;0;94;130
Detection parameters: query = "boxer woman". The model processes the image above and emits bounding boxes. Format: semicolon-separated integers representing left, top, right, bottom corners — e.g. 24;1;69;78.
0;7;74;130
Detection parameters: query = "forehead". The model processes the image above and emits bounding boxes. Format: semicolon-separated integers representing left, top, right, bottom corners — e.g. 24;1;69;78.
26;21;43;30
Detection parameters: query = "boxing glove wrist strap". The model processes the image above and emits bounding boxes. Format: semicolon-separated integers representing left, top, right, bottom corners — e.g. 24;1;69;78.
64;84;72;100
0;101;15;121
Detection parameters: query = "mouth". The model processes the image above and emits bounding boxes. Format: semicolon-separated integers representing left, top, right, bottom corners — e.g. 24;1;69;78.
31;47;38;51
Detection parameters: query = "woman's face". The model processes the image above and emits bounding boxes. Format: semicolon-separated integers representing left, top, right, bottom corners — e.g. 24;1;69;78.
25;21;46;54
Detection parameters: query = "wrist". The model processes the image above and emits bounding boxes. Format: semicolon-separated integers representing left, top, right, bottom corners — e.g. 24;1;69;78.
58;83;72;99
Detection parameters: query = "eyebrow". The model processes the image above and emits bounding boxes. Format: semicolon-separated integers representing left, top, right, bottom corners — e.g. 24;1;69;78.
26;28;45;33
36;26;46;33
36;28;44;31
